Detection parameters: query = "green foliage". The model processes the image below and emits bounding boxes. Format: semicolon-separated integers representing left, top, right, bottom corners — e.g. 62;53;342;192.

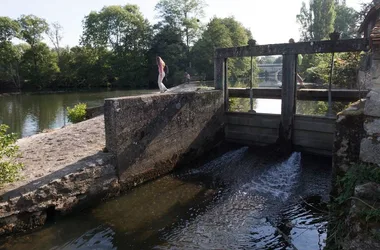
297;100;349;116
155;0;206;47
0;16;20;42
337;164;380;204
0;124;23;184
326;163;380;249
0;42;25;88
192;17;258;81
18;15;48;47
67;103;87;123
20;43;59;89
229;98;257;112
334;1;358;39
297;0;336;41
81;4;152;88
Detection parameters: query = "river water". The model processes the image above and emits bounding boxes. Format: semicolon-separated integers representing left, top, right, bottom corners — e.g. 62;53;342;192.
0;89;155;138
0;81;347;138
0;146;331;250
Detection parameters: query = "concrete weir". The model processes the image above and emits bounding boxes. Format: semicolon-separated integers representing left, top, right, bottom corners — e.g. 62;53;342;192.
0;90;224;236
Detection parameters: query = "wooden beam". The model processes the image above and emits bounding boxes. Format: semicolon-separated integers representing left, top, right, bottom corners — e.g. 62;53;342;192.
215;38;369;58
228;88;369;102
214;57;224;90
278;54;297;152
229;88;281;99
224;58;229;112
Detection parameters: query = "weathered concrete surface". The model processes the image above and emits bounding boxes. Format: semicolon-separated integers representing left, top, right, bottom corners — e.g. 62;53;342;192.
104;90;224;189
364;117;380;135
361;88;380;166
332;100;366;196
364;89;380;117
85;106;104;119
0;116;120;236
360;138;380;165
0;87;224;236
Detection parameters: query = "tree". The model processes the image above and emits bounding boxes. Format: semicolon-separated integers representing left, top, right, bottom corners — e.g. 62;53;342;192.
358;0;380;25
155;0;206;67
18;15;48;47
296;0;336;41
0;16;20;42
148;24;187;87
68;46;112;88
81;5;151;52
20;43;59;89
0;42;26;88
0;17;22;88
18;15;49;86
46;22;63;61
334;1;358;39
191;17;257;82
81;5;152;88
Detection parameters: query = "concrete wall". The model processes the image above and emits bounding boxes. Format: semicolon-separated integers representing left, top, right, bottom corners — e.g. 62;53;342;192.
85;106;104;119
104;90;224;188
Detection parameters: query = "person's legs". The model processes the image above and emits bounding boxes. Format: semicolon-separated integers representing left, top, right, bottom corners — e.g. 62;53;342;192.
157;72;167;93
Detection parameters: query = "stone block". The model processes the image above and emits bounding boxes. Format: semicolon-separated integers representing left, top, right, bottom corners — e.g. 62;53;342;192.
364;90;380;117
371;59;380;87
360;138;380;166
104;91;224;189
364;118;380;135
355;182;380;201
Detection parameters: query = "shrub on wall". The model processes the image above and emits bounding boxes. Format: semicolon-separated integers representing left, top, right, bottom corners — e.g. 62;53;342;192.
67;103;87;123
0;124;23;184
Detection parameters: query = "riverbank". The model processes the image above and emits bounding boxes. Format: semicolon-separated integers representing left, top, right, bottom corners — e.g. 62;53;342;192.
0;86;223;236
0;116;120;236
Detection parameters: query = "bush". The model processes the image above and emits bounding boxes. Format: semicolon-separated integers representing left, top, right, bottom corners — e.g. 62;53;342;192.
0;124;23;184
67;103;87;123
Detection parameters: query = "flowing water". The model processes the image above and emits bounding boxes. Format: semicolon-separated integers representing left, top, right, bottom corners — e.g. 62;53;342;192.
0;147;331;250
0;89;155;138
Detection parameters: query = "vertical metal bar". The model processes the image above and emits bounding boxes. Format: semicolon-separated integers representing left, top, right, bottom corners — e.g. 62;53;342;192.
250;56;253;111
327;52;335;117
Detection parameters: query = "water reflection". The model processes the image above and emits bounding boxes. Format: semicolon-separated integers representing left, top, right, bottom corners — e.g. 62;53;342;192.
228;79;350;115
0;90;155;138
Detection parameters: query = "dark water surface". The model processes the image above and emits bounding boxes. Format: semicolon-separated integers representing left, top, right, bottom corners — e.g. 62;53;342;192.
0;89;155;138
0;147;331;250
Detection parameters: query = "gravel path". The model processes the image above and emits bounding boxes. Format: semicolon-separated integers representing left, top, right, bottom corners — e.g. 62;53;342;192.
0;116;106;197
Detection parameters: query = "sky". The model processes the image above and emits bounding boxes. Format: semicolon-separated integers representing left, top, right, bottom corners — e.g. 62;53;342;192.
0;0;370;47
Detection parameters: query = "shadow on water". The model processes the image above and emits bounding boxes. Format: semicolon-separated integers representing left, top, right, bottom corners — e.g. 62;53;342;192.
0;146;331;250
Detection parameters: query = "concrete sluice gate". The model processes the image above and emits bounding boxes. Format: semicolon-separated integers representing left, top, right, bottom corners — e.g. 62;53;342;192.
1;145;332;250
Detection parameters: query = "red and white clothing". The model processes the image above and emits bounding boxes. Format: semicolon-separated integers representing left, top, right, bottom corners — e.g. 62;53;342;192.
157;57;168;93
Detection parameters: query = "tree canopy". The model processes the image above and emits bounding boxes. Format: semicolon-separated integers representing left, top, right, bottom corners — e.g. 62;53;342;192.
0;1;369;92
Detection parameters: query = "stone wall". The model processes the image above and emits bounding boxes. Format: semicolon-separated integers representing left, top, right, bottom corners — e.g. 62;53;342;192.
360;90;380;166
330;100;380;250
85;106;104;119
329;7;380;248
104;90;224;189
332;100;367;194
0;116;120;236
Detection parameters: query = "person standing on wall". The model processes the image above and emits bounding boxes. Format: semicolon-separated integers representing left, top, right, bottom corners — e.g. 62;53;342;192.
156;56;168;93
